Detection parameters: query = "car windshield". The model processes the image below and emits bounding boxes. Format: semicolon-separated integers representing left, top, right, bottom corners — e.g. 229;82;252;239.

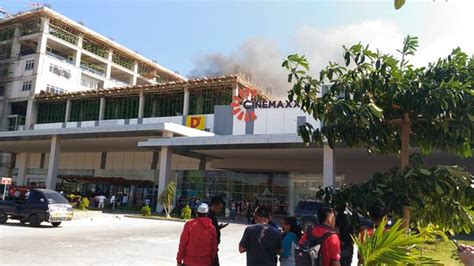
43;192;69;204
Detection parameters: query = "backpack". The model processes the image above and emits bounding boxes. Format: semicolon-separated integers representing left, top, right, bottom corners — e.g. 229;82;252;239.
295;226;336;266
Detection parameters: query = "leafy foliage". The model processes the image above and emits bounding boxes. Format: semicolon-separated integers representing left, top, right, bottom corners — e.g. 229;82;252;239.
353;218;435;265
181;205;192;220
283;36;473;158
159;181;176;218
316;164;474;234
141;205;151;216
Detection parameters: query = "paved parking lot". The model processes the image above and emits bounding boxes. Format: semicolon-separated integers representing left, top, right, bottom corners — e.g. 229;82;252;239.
0;213;248;266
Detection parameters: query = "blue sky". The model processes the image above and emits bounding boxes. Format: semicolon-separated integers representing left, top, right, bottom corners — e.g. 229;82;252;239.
2;1;424;71
2;0;472;94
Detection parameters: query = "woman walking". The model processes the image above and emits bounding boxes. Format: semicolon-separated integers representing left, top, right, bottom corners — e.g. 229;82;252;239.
280;217;301;266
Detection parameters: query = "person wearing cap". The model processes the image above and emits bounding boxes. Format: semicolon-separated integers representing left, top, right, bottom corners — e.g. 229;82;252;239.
177;203;217;266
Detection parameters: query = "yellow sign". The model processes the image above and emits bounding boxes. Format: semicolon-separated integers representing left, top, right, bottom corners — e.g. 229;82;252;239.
186;115;206;130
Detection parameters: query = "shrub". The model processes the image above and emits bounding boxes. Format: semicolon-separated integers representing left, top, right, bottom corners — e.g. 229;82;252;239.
141;205;151;216
181;205;192;220
79;197;90;210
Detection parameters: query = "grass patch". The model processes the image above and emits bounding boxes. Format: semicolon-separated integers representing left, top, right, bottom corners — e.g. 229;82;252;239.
422;239;474;265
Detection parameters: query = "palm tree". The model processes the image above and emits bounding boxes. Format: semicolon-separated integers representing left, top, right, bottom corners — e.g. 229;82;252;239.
353;218;436;265
159;181;176;218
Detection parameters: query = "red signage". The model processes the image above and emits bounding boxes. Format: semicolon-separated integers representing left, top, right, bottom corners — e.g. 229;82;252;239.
1;177;12;185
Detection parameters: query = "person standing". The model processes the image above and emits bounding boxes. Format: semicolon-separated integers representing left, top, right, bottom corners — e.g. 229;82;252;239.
177;203;217;266
298;207;341;266
209;196;228;266
122;193;129;206
110;194;116;209
280;217;301;266
95;194;106;209
239;207;282;266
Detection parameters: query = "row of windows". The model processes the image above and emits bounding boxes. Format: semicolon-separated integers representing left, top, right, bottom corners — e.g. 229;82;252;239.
25;60;35;71
22;81;32;91
81;76;101;89
49;63;72;79
46;84;67;95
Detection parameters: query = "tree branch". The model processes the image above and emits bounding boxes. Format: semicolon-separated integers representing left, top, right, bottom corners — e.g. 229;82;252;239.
385;119;402;125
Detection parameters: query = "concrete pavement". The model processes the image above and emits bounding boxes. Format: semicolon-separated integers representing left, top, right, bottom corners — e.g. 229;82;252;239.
0;213;248;266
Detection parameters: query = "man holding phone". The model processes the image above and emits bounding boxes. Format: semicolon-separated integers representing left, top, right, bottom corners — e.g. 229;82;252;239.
209;196;228;266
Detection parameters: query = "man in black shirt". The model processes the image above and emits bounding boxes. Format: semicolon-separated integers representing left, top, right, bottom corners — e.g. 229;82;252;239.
239;207;282;266
209;196;228;266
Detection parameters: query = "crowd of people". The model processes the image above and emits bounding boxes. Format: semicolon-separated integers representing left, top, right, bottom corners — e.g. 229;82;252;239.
176;198;474;266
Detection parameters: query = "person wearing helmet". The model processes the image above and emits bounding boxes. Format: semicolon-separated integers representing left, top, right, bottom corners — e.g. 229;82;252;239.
177;203;218;266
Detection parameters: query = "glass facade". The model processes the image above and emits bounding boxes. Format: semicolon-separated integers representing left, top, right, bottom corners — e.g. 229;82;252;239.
176;170;345;216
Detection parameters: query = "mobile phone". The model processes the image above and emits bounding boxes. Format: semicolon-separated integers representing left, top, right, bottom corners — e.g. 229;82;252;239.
452;239;465;252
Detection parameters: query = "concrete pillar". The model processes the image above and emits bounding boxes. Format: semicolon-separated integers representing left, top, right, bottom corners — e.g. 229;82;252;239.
40;17;50;33
156;131;173;213
287;173;295;216
24;99;38;130
10;24;21;58
138;91;145;119
75;35;83;67
64;99;71;123
234;83;240;96
106;50;113;79
16;153;28;186
183;86;190;116
98;97;106;120
323;143;335;188
132;62;139;85
46;136;61;190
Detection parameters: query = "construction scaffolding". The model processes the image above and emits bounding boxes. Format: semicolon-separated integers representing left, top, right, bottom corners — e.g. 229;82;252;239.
188;87;233;115
0;43;12;60
37;102;66;124
0;27;14;42
112;51;134;70
104;96;139;120
70;99;100;122
48;18;80;45
144;91;184;117
82;36;109;58
20;16;41;36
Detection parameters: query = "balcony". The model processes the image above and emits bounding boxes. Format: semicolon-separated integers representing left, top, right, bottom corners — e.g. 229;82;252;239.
80;61;106;77
48;23;79;46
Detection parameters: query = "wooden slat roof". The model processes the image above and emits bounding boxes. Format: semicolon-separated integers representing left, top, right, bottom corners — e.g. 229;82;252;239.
35;75;273;102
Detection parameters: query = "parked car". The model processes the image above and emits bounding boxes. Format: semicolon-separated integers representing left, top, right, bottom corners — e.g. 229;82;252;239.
294;200;373;231
0;189;73;227
294;200;328;230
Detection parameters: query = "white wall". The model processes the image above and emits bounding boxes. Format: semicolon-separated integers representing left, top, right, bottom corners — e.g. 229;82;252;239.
231;108;320;135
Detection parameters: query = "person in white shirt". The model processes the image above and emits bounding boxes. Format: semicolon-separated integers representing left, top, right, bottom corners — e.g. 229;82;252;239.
122;194;129;206
95;194;106;209
110;195;116;209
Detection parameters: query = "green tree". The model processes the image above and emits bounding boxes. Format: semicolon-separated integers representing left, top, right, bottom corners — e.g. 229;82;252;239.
159;181;176;218
283;36;473;228
353;218;435;265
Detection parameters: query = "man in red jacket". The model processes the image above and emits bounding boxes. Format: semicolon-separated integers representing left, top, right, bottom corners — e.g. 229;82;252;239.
177;203;217;266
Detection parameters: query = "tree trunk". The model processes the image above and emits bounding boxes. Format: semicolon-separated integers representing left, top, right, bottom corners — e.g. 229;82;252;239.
401;113;411;229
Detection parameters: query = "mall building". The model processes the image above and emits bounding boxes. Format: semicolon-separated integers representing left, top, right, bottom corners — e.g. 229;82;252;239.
0;8;472;214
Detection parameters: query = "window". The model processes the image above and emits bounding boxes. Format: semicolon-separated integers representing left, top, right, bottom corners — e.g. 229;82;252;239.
25;59;35;70
0;85;5;96
22;80;32;91
81;76;101;89
49;63;71;79
46;84;66;95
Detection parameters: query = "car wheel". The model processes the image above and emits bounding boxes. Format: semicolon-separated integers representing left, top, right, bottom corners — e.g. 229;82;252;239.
0;210;7;224
302;220;316;232
29;214;41;227
51;222;61;227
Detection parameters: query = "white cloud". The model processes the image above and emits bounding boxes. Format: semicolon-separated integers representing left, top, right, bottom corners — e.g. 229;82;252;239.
188;2;473;98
